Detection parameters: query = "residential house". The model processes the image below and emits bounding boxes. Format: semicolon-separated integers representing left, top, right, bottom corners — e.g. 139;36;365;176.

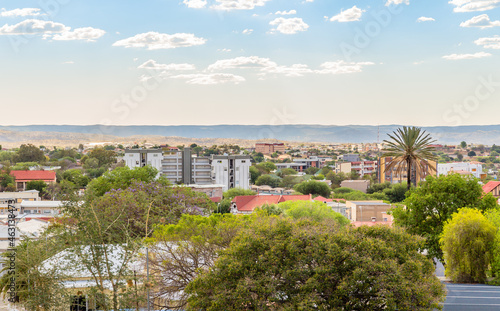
231;194;312;214
345;201;393;225
10;170;56;191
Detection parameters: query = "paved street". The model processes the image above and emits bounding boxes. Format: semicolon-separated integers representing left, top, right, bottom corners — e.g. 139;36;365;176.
435;260;500;310
442;283;500;311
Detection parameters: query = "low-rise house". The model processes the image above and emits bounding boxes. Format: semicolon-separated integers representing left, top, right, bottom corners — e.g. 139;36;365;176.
483;181;500;199
0;190;41;215
340;180;370;193
20;200;63;216
231;194;312;214
345;201;393;225
10;170;56;191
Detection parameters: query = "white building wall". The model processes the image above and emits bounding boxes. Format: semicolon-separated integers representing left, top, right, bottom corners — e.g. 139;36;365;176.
212;159;229;190
437;162;483;179
234;158;251;189
125;153;141;168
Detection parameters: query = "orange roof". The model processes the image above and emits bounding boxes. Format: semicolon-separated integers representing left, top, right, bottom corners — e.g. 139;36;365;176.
483;181;500;194
10;170;56;182
232;194;312;212
210;197;222;203
313;196;333;203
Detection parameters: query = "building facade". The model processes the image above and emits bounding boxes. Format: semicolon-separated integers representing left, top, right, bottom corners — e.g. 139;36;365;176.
378;157;437;184
335;161;377;177
255;143;285;155
125;148;251;190
212;155;251;191
437;162;484;179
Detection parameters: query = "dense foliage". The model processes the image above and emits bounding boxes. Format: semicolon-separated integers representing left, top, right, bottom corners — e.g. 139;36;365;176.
186;218;445;310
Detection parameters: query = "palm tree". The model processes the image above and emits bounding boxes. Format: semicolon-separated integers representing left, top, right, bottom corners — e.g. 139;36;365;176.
382;126;438;190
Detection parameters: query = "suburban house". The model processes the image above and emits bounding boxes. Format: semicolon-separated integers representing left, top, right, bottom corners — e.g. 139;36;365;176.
345;201;393;225
231;194;312;214
0;190;41;215
10;170;56;191
483;181;500;199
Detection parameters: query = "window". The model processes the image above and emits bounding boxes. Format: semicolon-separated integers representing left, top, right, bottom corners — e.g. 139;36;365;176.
241;160;246;163
371;217;376;222
136;161;139;165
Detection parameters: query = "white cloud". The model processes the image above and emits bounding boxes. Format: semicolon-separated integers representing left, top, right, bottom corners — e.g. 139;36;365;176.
218;48;232;52
443;52;492;60
417;16;435;22
211;0;271;10
460;14;500;28
275;10;296;15
261;64;312;77
113;32;206;50
171;73;245;85
242;28;253;34
316;61;374;74
138;60;196;71
475;36;500;49
0;19;68;35
183;0;207;8
207;56;277;71
449;0;500;12
52;27;105;42
0;8;43;17
329;6;365;22
62;61;74;64
269;17;309;34
385;0;410;6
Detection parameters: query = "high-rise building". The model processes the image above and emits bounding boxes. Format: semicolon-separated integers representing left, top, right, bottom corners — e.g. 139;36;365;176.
211;155;251;191
124;148;251;190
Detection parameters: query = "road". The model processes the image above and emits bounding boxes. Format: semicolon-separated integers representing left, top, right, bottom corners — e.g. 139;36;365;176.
435;260;500;310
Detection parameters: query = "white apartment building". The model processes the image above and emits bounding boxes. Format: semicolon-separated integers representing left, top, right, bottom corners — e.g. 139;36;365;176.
212;155;251;191
437;162;483;179
125;148;251;190
124;149;162;176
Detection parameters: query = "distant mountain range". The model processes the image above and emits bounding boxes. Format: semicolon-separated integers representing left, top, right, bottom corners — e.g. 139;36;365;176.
0;124;500;145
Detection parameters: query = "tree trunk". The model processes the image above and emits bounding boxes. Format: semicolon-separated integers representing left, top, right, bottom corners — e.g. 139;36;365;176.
407;159;411;191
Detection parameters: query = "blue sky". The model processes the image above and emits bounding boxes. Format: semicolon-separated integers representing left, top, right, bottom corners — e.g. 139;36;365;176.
0;0;499;127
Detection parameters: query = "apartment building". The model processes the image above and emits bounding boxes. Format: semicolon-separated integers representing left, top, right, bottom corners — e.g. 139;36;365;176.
125;148;251;190
437;162;484;179
378;157;437;184
0;190;40;215
124;149;162;175
212;155;251;191
335;161;377;177
255;143;285;155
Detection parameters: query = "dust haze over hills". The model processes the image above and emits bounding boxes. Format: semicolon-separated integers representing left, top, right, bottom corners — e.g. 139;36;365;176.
0;125;499;148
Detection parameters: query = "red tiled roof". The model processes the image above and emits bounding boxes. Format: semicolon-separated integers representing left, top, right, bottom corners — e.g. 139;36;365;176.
313;195;333;203
232;194;312;212
210;197;222;203
483;181;500;194
10;170;56;182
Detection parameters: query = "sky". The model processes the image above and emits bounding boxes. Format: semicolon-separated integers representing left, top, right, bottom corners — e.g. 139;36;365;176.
0;0;499;127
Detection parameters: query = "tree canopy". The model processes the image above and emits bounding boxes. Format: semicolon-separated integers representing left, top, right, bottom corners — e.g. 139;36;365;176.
294;180;331;198
392;174;498;263
186;218;445;311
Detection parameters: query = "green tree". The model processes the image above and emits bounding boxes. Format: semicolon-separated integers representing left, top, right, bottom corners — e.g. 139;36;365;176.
468;150;477;157
383;182;408;203
249;166;261;184
392;174;498;263
13;144;45;163
277;168;297;177
256;162;277;174
85;166;160;198
86;147;116;167
186;218;445;311
146;214;252;310
26;180;47;194
223;187;256;200
293;180;331;198
279;175;301;189
255;174;281;188
279;200;349;225
460;141;467;149
61;169;91;188
383;126;438;190
440;208;496;283
0;226;71;310
304;167;319;175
